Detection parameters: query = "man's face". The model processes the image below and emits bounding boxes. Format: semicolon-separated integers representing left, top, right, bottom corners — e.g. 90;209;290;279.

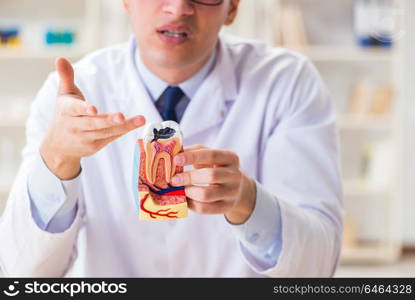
123;0;239;71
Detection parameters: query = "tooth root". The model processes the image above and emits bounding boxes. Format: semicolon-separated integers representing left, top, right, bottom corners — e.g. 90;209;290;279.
150;152;158;184
145;148;151;184
163;155;172;183
146;142;157;184
171;160;176;179
151;156;158;184
151;155;160;184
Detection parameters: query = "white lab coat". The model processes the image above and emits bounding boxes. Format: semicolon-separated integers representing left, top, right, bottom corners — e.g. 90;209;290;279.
0;34;343;277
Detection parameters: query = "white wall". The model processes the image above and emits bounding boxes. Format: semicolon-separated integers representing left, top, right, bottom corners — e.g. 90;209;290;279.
98;0;131;47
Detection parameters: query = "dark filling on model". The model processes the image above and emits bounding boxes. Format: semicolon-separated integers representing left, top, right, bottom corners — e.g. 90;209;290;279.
151;127;176;142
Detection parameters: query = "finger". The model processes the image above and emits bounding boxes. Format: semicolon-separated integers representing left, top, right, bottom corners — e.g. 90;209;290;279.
187;199;231;215
182;145;208;169
171;167;236;186
60;96;95;116
93;133;123;150
75;113;126;131
55;57;84;99
184;185;233;203
174;149;239;167
193;164;211;169
183;144;206;151
84;115;146;140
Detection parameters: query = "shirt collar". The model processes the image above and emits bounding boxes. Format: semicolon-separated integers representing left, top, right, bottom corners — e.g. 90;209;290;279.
135;46;217;102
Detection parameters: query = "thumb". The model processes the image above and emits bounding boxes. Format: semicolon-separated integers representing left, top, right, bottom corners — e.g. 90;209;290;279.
55;57;84;99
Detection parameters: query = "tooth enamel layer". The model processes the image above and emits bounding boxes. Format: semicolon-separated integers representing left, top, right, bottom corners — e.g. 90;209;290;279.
143;121;183;185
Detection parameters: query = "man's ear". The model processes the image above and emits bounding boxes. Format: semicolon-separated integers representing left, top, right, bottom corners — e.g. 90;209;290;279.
122;0;130;12
224;0;240;26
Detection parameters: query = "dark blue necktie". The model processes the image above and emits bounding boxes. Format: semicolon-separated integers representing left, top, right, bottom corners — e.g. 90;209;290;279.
159;86;184;122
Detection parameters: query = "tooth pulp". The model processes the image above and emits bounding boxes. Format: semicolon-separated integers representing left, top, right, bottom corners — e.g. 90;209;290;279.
149;140;175;184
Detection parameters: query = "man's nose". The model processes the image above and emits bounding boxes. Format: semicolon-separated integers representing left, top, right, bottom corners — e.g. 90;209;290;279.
162;0;195;17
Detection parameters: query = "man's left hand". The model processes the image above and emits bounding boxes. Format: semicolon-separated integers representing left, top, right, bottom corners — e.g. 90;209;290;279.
170;145;257;225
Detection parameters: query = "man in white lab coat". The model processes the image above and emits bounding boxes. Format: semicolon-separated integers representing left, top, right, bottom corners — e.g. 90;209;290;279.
0;0;343;277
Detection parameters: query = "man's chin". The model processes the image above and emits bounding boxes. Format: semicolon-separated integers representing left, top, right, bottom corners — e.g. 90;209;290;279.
153;54;197;70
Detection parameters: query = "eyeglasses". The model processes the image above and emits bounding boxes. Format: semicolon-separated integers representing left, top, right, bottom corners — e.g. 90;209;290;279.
190;0;224;6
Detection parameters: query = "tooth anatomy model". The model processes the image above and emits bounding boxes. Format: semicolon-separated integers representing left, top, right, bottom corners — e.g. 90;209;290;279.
136;121;188;220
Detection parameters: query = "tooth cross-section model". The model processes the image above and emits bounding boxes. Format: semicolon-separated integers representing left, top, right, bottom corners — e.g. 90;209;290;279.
136;121;188;220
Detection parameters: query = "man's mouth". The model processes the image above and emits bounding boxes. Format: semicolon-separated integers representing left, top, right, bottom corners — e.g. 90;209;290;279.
156;25;192;44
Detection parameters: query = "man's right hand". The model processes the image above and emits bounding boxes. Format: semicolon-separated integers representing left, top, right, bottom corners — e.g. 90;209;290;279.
40;57;146;180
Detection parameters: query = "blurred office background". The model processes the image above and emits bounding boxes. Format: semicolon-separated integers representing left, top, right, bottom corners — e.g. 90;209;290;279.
0;0;414;277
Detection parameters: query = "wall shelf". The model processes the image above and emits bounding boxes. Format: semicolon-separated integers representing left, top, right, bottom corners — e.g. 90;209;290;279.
343;179;391;198
0;118;26;128
337;115;393;132
0;48;87;59
341;243;401;264
301;45;397;62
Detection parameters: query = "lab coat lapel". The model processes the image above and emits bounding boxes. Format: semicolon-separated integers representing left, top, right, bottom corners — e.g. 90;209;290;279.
128;82;163;126
179;37;237;139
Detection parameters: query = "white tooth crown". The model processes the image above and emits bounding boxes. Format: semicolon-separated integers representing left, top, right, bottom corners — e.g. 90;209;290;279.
143;121;182;144
143;121;183;184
